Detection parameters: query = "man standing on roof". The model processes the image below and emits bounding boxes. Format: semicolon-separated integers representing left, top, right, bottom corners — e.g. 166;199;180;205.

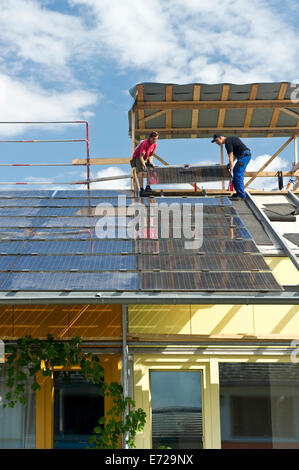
132;131;159;196
211;134;251;200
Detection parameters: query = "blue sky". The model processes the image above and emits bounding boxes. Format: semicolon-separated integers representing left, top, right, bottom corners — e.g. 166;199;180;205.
0;0;298;191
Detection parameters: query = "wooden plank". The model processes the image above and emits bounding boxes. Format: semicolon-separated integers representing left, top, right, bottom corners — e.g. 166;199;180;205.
242;84;259;137
135;127;299;136
245;136;294;188
268;83;289;137
191;85;200;138
136;84;145;140
217;84;230;129
131;110;136;191
135;98;299;111
139;109;167;124
73;158;131;165
165;85;173;139
280;108;299;120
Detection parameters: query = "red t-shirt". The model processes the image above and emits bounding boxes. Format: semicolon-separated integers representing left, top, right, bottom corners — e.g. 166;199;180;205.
133;139;157;160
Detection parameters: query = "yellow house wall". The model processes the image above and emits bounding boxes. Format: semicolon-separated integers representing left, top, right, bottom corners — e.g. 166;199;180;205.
265;257;299;286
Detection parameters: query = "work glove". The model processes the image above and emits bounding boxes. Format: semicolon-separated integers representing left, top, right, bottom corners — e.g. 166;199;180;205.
146;161;155;169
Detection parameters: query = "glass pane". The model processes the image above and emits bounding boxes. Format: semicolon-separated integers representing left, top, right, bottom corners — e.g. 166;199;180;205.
54;371;104;449
219;363;299;449
0;365;36;448
151;371;203;449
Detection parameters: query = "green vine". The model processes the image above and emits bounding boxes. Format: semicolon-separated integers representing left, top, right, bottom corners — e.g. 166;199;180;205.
89;382;146;449
3;334;146;448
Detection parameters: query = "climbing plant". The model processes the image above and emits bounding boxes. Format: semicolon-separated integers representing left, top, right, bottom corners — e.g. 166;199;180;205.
2;334;146;448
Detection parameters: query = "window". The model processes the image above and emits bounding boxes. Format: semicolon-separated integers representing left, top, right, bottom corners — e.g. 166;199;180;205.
54;371;104;449
150;371;203;449
0;365;36;449
219;363;299;449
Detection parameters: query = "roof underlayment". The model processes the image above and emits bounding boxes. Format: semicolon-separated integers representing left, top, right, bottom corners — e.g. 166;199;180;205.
129;82;299;139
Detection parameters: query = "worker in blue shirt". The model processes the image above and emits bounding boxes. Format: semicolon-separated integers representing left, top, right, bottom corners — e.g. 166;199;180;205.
211;134;251;199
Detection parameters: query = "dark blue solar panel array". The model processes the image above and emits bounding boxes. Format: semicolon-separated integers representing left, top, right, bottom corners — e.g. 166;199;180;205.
0;190;282;292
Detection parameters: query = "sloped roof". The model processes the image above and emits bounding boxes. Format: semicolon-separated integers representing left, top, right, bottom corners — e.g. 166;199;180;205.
129;82;299;140
0;190;282;295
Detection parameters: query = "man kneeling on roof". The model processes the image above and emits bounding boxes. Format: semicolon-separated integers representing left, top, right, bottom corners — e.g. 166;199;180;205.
211;134;251;200
132;131;159;196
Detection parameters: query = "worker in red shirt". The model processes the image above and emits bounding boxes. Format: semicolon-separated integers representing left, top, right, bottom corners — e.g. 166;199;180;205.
132;131;159;196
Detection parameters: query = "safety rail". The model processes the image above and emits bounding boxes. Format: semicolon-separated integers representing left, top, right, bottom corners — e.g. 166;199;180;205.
0;121;92;189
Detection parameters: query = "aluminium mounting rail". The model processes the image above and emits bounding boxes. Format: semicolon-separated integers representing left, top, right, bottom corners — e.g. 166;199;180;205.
246;191;299;271
287;190;299;209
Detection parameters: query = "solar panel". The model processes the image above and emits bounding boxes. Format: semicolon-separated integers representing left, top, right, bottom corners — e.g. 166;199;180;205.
0;271;138;291
20;240;136;255
0;199;48;207
146;166;230;184
140;239;259;254
146;196;232;206
54;190;134;198
0;191;53;198
142;272;282;291
0;241;25;254
11;254;137;271
0;191;282;293
141;254;270;272
0;207;44;216
0;255;18;270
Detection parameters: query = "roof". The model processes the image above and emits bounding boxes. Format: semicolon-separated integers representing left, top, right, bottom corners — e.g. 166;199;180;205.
129;82;299;140
0;190;286;299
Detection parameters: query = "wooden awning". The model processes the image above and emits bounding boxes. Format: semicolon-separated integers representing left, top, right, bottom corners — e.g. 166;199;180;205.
129;82;299;140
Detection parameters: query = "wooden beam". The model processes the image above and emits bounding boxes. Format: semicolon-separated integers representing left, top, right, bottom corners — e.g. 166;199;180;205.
153;153;170;166
217;84;230;129
136;84;146;140
244;171;299;177
165;85;173;139
134;98;299;111
139;109;168;124
242;84;259;137
191;85;200;138
135;127;299;136
131;110;136;191
268;83;289;137
245;136;294;188
280;108;299;120
295;136;298;165
73;158;130;165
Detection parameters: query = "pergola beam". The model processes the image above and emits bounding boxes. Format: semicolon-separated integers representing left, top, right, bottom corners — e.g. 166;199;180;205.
191;85;201;139
245;136;294;188
280;108;299;120
135;127;299;136
134;99;299;111
242;84;259;138
268;83;289;138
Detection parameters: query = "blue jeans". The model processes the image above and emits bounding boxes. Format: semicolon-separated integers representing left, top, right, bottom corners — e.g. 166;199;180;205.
233;151;251;199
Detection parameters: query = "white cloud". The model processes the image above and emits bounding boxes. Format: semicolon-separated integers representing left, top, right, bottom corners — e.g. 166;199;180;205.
89;166;131;189
70;0;299;83
246;153;289;190
2;0;297;86
0;73;97;136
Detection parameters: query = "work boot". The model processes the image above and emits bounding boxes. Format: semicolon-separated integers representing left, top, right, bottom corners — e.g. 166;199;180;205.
145;185;152;192
139;188;146;197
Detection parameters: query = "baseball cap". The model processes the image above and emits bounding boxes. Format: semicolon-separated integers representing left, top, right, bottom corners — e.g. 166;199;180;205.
211;134;221;143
